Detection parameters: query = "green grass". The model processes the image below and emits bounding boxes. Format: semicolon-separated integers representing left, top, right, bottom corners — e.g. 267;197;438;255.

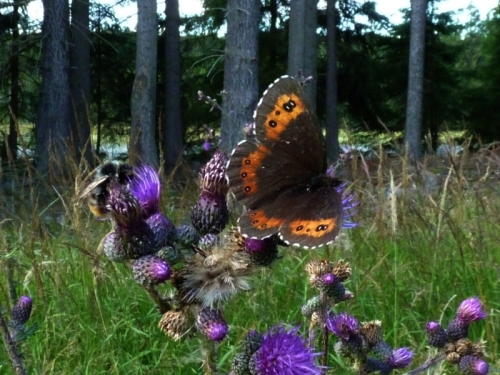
1;150;499;374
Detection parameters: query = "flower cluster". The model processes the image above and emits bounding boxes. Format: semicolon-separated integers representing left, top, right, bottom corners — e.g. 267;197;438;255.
86;163;175;287
327;313;413;374
426;297;489;375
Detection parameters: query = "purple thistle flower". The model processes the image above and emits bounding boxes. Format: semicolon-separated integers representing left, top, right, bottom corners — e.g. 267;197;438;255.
456;297;487;325
203;141;211;151
195;307;228;342
389;347;413;369
426;321;448;348
447;297;487;341
11;296;33;326
129;165;161;218
244;236;279;266
459;355;489;375
250;326;321;375
132;255;171;286
326;312;360;340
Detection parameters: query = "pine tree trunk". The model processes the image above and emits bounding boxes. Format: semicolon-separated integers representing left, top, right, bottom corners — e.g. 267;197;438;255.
288;0;318;109
70;0;93;166
220;0;260;153
404;0;427;161
36;0;71;174
130;0;159;168
8;1;20;161
325;0;339;163
163;0;183;174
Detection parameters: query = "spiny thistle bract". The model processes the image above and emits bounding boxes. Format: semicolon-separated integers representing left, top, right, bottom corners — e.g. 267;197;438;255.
10;296;33;326
191;150;229;235
195;307;228;342
132;255;171;287
244;236;280;267
158;308;191;341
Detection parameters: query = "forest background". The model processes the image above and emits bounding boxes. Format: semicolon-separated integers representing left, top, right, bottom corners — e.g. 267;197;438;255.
2;0;500;173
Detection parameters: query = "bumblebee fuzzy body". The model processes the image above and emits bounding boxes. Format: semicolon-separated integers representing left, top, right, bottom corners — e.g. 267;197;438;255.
81;161;134;218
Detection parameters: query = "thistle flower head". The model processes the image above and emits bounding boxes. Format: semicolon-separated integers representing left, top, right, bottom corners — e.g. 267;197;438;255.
389;347;413;369
459;355;489;375
195;307;228;342
326;312;360;340
146;212;176;250
132;255;171;286
447;297;487;341
200;150;228;195
178;231;253;306
158;309;190;341
107;182;142;227
244;235;279;267
249;326;322;375
11;296;33;326
129;165;161;218
426;321;448;348
361;320;384;346
456;297;487;325
191;191;229;235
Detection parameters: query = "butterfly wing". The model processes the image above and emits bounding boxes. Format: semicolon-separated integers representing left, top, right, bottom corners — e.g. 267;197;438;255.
238;181;343;249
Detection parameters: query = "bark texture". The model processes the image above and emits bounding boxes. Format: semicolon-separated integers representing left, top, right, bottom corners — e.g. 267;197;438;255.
287;0;318;109
325;0;339;163
130;0;159;168
36;0;71;174
163;0;183;174
404;0;427;161
220;0;260;153
70;0;93;166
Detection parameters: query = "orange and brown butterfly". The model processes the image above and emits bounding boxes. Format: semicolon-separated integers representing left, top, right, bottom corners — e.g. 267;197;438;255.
226;76;357;249
78;161;134;218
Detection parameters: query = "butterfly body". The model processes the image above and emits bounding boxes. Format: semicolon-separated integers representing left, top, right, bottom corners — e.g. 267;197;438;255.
227;76;345;249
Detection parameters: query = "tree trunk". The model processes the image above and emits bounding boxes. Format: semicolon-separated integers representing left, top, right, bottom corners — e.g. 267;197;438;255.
404;0;427;161
288;0;318;109
325;0;339;163
163;0;183;174
130;0;159;168
8;1;20;161
70;0;93;166
220;0;260;153
36;0;71;175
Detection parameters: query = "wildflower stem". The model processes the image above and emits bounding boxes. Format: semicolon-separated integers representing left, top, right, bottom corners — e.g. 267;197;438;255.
403;352;446;375
201;336;217;375
320;290;329;367
0;305;27;375
143;286;171;314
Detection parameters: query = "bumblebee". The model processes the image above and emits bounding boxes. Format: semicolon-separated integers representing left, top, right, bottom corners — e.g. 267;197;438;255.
79;161;134;218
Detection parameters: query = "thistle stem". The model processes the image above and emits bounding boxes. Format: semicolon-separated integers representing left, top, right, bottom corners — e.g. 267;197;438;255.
404;353;446;375
0;305;27;375
201;336;217;375
144;286;171;314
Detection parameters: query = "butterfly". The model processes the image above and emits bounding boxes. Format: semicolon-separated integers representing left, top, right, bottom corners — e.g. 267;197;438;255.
226;76;345;249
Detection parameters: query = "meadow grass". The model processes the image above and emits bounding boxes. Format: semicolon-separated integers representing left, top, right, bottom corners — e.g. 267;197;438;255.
0;146;499;374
